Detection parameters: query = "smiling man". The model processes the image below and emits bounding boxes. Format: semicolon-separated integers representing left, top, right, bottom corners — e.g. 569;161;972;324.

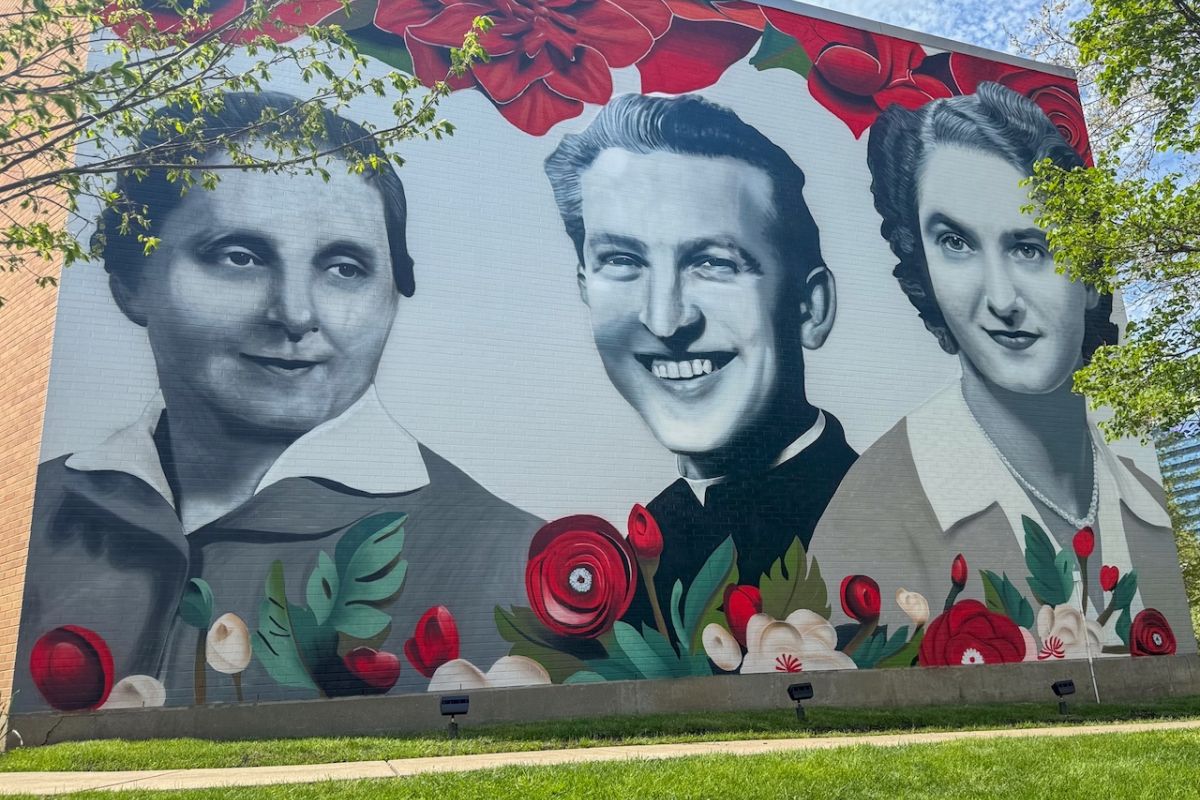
544;94;858;645
13;92;540;711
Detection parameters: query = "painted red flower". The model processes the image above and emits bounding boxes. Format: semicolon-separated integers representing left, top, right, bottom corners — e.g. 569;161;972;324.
1073;527;1095;559
948;54;1093;166
29;626;115;711
950;554;968;589
627;503;664;561
1100;565;1120;593
376;0;672;135
343;647;402;692
839;574;881;621
106;0;345;45
918;600;1027;667
723;584;762;647
761;10;951;138
637;0;765;94
525;515;637;638
1129;609;1177;657
404;605;460;678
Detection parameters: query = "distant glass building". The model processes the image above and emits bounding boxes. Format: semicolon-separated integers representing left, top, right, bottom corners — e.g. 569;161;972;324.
1157;417;1200;534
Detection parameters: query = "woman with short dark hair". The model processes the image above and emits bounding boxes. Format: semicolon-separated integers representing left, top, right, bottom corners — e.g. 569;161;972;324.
810;83;1192;662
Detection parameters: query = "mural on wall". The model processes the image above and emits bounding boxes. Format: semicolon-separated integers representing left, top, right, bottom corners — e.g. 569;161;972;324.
12;0;1194;714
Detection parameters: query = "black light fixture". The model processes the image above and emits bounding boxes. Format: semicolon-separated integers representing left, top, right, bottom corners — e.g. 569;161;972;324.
440;694;469;739
787;682;814;721
1051;680;1075;715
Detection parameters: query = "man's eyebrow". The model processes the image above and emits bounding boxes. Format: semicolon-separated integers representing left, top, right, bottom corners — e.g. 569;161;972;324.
317;239;378;265
195;229;279;259
585;232;647;254
680;236;764;274
1006;227;1048;242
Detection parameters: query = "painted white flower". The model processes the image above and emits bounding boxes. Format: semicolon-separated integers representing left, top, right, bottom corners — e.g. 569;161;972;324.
702;623;743;671
895;588;929;626
206;613;252;675
739;611;856;674
102;675;166;710
1036;604;1102;659
427;655;551;692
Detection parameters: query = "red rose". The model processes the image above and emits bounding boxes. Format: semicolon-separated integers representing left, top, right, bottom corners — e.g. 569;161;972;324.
948;55;1093;166
840;574;881;621
106;0;344;45
638;0;766;94
1129;609;1177;657
525;515;637;638
918;600;1027;667
376;0;673;135
722;584;762;646
404;605;460;678
627;503;664;561
950;554;968;589
1100;565;1119;593
762;10;952;137
29;625;115;711
343;647;402;692
1073;527;1095;559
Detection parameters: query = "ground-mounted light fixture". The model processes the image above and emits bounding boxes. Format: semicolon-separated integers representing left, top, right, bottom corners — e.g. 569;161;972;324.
440;694;469;739
1051;680;1075;716
788;682;814;722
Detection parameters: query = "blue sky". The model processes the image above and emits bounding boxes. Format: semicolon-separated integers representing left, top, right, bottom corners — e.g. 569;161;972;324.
799;0;1046;55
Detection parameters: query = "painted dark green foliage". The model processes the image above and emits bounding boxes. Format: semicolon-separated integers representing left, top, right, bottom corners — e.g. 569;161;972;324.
178;578;214;630
1023;516;1075;606
682;537;737;654
749;23;812;78
758;537;831;620
852;625;911;669
980;570;1036;629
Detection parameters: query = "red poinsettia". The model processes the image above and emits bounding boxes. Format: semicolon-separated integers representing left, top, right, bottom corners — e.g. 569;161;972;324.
948;53;1093;166
918;600;1027;667
404;605;460;677
29;625;115;711
376;0;673;135
106;0;345;46
1129;609;1177;657
761;9;952;137
840;574;881;621
722;584;762;647
343;647;402;692
637;0;765;94
525;514;637;638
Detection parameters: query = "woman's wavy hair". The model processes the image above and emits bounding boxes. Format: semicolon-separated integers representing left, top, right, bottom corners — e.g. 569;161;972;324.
95;90;415;300
866;81;1116;361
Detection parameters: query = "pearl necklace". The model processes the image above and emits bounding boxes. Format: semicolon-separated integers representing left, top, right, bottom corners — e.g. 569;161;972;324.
966;409;1099;530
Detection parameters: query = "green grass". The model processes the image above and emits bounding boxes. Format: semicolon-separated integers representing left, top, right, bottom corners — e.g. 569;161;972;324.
3;695;1200;773
7;729;1200;799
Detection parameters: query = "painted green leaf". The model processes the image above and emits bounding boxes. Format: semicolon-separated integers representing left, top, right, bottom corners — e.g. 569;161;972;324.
683;537;737;654
328;513;408;639
670;579;686;644
494;606;586;683
980;570;1035;629
255;561;318;692
1116;606;1133;646
563;671;607;684
749;23;812;78
348;26;415;74
1110;571;1139;611
642;625;683;672
877;627;924;669
694;562;740;652
613;621;672;679
1024;516;1074;606
305;551;339;626
758;537;831;621
178;578;214;630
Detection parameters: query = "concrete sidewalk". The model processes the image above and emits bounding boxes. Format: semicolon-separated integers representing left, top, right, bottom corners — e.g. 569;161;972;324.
4;718;1200;795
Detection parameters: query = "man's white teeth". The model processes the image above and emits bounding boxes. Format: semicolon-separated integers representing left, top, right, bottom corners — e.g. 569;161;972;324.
652;358;714;379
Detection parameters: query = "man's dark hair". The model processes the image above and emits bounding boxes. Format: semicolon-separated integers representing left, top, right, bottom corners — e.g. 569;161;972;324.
96;90;415;298
867;81;1116;361
544;93;824;281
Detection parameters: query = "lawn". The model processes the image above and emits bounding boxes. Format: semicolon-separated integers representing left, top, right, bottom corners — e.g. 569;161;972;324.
6;729;1200;800
3;695;1200;772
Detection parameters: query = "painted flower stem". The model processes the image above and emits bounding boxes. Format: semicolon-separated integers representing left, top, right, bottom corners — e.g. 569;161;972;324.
942;585;962;613
193;629;206;705
1078;555;1089;616
1096;597;1118;626
232;672;243;703
639;559;670;639
841;618;878;657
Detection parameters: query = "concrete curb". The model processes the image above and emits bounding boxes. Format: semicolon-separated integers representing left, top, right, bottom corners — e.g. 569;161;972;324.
3;718;1200;795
